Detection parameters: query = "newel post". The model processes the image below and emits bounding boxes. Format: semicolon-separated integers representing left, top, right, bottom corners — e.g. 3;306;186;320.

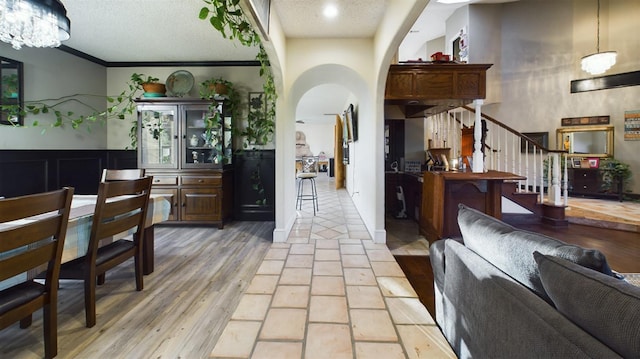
472;99;484;173
549;152;562;205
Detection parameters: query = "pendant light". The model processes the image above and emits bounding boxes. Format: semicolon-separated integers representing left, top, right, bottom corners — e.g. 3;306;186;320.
0;0;71;50
581;0;616;76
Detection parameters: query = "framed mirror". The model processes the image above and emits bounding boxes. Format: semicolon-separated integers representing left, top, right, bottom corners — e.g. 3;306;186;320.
556;125;614;158
1;56;24;126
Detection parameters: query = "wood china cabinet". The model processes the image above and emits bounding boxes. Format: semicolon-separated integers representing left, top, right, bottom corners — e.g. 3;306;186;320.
136;98;233;228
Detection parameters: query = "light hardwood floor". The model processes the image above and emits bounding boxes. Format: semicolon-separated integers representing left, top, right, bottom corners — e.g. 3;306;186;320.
2;222;274;358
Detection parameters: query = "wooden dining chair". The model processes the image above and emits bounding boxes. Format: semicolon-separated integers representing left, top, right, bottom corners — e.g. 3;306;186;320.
99;168;147;283
100;168;146;182
0;187;74;359
58;176;153;328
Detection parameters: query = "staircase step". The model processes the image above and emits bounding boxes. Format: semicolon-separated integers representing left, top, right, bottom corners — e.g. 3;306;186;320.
541;203;568;226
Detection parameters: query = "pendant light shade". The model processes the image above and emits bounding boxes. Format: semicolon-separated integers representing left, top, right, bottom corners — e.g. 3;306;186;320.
581;51;617;75
581;0;616;76
0;0;71;50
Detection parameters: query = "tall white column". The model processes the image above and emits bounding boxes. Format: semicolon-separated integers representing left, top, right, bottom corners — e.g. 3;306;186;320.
472;99;484;173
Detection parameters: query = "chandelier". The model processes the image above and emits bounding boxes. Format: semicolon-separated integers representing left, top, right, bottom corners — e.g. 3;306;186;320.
581;0;617;76
0;0;71;50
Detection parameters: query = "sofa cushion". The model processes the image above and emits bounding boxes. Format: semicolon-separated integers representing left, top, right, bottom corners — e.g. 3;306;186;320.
534;252;640;358
440;240;620;358
457;204;613;303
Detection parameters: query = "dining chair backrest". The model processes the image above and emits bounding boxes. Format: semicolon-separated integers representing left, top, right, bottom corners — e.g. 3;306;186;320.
0;187;74;359
89;176;153;254
58;176;153;328
101;168;146;182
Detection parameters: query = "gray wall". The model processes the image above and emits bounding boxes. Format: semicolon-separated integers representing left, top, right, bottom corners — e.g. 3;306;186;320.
480;0;640;193
0;42;107;149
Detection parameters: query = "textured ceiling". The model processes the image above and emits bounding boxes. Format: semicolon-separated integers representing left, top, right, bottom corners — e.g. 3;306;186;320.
61;0;259;62
56;0;516;123
272;0;386;38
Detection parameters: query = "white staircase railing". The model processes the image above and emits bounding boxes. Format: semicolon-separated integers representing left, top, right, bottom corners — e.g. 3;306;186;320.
425;106;569;207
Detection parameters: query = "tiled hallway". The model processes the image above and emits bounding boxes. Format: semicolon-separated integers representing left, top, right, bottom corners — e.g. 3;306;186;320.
210;174;454;358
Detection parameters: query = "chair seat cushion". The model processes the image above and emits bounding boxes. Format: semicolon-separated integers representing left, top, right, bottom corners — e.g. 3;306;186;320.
0;281;45;315
297;173;317;179
60;239;136;276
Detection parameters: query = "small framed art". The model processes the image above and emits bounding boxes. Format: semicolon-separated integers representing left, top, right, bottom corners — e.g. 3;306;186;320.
571;158;581;168
588;157;600;169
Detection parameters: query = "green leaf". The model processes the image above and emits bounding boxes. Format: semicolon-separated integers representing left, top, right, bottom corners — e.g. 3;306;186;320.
198;7;210;19
210;17;225;34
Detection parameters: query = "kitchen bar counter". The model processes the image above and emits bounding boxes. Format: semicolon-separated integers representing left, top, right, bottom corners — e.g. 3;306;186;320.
419;170;525;242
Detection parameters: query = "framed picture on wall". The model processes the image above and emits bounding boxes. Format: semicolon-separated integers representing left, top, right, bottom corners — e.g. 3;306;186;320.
246;0;271;39
520;132;548;153
348;104;358;142
572;158;582;168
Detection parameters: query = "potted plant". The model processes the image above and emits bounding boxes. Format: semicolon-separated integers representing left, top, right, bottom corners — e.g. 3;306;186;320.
200;77;241;138
200;77;232;98
600;158;632;199
131;73;165;95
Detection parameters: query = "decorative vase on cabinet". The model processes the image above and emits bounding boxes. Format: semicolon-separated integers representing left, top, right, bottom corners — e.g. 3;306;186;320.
135;98;234;228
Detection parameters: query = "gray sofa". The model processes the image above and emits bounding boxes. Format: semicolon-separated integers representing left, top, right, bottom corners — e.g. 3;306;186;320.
429;204;640;359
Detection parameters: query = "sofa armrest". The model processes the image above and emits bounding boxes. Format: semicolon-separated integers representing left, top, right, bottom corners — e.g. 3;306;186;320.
429;237;463;293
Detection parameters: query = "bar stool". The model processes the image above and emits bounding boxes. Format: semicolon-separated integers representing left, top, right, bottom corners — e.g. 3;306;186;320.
296;156;319;215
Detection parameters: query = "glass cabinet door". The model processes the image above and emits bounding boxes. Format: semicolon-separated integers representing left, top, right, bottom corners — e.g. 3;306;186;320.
183;101;231;168
223;113;233;165
138;106;177;168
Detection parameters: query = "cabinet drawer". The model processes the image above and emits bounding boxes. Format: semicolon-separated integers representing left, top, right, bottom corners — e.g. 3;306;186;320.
151;176;179;185
181;176;221;186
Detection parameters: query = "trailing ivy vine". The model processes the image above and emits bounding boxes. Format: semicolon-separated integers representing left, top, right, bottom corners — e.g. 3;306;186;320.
199;0;276;148
1;73;153;149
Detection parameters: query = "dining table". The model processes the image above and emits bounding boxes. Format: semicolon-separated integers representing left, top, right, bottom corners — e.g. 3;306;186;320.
0;194;171;291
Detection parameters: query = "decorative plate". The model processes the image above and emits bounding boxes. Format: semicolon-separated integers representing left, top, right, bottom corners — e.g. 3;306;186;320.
166;70;194;97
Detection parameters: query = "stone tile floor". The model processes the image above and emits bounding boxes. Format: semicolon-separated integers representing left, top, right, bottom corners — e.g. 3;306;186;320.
210;175;454;359
210;174;638;358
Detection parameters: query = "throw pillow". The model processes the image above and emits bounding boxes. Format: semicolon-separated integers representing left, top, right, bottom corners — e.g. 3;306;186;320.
457;204;613;303
534;252;640;358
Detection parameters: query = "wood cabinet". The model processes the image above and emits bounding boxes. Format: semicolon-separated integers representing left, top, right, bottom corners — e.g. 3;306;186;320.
569;168;600;196
568;168;622;201
385;63;493;116
136;98;233;227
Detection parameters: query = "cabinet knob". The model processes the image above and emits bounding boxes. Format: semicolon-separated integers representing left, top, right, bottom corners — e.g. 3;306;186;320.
583;185;587;189
154;179;160;183
582;173;587;177
182;203;186;207
198;179;204;183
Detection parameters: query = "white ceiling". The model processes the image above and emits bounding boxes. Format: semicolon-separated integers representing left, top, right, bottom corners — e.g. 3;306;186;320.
57;0;513;123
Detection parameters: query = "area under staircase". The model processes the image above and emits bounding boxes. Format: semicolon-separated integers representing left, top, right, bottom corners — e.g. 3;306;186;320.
425;105;570;226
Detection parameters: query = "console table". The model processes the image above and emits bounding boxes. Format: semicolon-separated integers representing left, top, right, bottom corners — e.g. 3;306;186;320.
419;170;524;242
